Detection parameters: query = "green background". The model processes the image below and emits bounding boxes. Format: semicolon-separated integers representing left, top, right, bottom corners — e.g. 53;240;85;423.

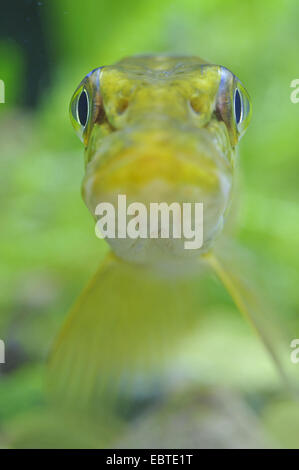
0;0;299;448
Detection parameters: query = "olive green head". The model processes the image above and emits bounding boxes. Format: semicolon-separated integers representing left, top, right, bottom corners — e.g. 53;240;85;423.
70;55;251;264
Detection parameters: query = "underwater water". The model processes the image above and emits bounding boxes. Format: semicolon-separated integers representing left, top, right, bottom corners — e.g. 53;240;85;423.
1;0;299;449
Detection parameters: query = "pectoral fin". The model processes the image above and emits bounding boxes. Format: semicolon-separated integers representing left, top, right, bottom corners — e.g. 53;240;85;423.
204;250;297;395
48;253;203;409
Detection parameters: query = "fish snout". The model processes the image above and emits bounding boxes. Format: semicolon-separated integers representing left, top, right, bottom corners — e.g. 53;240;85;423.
82;127;232;265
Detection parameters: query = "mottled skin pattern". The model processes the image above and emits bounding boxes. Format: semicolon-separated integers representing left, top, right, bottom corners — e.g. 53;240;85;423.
70;55;251;266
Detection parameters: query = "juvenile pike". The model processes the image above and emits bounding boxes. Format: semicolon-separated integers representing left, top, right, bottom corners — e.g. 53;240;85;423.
49;56;291;406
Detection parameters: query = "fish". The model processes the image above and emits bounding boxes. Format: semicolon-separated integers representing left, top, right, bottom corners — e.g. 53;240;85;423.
48;55;293;409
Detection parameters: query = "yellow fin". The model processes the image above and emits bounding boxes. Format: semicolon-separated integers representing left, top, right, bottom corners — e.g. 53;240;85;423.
48;253;205;409
204;250;298;396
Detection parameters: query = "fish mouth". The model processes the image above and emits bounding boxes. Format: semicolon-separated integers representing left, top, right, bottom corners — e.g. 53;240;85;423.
83;125;231;205
82;125;232;263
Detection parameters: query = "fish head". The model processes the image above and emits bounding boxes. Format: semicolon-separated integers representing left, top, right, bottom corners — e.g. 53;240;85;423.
70;56;252;265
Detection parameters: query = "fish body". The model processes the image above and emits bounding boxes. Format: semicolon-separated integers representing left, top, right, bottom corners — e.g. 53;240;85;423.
49;55;293;406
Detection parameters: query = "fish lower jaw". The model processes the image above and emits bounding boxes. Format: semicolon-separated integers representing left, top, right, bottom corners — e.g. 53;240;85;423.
94;196;224;272
85;178;229;272
107;234;213;270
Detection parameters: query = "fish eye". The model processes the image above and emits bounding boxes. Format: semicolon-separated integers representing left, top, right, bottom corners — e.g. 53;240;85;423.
233;81;252;139
234;88;242;125
70;85;91;143
216;67;252;145
77;89;89;127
